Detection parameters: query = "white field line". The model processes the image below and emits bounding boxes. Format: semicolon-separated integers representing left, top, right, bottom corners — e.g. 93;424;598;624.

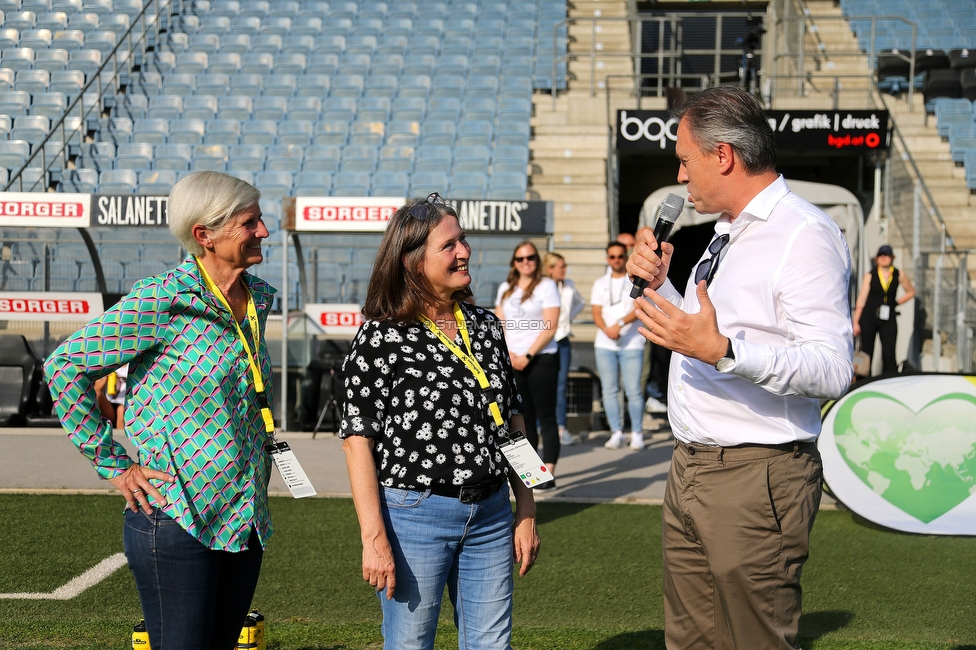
0;553;127;600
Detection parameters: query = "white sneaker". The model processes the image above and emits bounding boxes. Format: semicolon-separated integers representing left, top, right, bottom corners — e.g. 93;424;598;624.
559;427;576;446
630;432;645;451
604;431;626;449
645;396;668;414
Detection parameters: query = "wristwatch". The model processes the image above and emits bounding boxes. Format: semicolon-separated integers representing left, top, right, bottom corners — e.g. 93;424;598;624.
525;353;533;360
715;337;735;372
615;318;626;328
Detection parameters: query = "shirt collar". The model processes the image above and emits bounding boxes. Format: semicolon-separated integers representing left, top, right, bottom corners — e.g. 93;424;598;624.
736;174;790;223
171;255;277;312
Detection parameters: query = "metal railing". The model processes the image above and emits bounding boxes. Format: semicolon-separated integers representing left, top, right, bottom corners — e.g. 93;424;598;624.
549;12;764;109
3;0;170;192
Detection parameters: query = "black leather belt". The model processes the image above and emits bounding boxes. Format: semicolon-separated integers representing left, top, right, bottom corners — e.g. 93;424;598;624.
429;476;506;503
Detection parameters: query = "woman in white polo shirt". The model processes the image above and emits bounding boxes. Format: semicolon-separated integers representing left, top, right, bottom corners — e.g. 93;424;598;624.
495;241;562;487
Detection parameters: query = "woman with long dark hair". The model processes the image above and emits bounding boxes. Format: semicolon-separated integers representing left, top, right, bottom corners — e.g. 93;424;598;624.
340;194;540;650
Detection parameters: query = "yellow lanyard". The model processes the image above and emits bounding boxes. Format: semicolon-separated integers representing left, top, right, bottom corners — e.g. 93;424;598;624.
419;303;505;427
195;257;275;434
878;265;893;303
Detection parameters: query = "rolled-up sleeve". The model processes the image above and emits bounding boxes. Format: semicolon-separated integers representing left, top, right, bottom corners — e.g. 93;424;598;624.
729;218;853;400
44;281;171;479
338;321;391;439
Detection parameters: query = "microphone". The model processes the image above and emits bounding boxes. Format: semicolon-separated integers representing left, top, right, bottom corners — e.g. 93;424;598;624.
630;192;684;299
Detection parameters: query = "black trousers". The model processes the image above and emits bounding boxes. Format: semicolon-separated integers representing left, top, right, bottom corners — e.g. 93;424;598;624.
513;352;560;465
859;313;898;375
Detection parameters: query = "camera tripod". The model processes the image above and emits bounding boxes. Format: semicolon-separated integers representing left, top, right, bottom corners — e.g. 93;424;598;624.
311;363;341;439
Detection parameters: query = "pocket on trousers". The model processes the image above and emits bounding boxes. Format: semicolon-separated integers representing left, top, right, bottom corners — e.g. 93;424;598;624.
380;487;426;509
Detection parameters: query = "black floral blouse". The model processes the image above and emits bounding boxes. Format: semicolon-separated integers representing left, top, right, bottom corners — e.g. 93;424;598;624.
339;302;523;489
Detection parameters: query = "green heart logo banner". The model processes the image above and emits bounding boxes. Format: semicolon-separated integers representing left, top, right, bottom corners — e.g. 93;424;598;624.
820;374;976;535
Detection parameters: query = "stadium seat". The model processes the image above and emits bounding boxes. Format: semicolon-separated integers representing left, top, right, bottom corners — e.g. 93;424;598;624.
303;144;341;172
183;95;218;120
98;168;138;193
287;96;321;122
74;141;115;169
32;48;68;73
65;49;100;77
0;139;29;169
52;28;84;50
265;143;304;172
58;167;97;192
188;32;220;55
4;11;36;31
147;95;182;119
392;96;426;123
84;29;114;54
48;69;85;95
1;47;34;71
297;73;331;97
254;170;293;198
204;118;242;145
277;120;313;146
0;89;31;115
192;143;228;171
332;170;370;196
220;34;251;57
132;117;169;144
138;169;177;194
228;143;265;171
169;118;206;145
10;114;48;143
228;73;262;96
145;50;176;74
177;50;208;74
218;95;251;120
410;171;448;196
99;14;129;35
292;171;332;196
312;120;348;146
241;119;276;146
153;142;191;170
372;171;409;196
96;115;133;143
241;51;274;75
194;72;229;96
251;95;286;121
115;142;153;171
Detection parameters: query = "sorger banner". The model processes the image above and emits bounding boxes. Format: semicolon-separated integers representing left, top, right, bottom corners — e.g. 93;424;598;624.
0;292;104;321
820;374;976;536
303;303;364;336
617;109;890;154
0;193;91;228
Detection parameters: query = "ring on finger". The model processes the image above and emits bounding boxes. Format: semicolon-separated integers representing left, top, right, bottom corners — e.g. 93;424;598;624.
132;489;142;495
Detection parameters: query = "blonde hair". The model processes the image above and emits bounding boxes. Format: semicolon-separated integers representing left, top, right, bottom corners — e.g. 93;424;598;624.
167;171;261;256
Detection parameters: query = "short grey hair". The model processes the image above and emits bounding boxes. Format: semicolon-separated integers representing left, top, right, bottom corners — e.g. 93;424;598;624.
671;86;776;175
167;171;261;256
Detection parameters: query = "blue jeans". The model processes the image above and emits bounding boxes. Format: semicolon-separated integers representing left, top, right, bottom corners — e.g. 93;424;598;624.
379;484;515;650
555;337;572;428
595;347;645;434
123;507;264;650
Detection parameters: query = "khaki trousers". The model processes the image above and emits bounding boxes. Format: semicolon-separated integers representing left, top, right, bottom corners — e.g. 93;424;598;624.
662;441;822;650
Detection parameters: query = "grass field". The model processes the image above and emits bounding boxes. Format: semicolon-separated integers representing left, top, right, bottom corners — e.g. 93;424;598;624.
0;494;974;649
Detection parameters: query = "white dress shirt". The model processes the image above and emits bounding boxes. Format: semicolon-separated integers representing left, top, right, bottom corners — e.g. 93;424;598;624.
656;175;853;446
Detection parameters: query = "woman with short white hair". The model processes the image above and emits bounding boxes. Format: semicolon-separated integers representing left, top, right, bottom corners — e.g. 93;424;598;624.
46;171;277;650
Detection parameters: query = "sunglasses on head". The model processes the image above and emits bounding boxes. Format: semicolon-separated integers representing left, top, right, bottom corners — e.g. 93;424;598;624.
407;192;446;221
514;254;538;263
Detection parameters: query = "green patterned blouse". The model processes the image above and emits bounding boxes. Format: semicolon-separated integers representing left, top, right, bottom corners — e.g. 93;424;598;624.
45;256;277;552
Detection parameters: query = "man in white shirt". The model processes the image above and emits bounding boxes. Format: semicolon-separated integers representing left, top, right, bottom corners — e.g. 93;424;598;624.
590;242;646;451
627;86;853;649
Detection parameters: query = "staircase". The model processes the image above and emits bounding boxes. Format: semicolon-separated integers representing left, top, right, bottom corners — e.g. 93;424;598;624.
530;0;634;340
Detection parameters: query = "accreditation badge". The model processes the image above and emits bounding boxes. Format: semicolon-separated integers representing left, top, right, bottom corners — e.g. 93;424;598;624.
500;434;554;488
267;441;317;498
878;304;891;321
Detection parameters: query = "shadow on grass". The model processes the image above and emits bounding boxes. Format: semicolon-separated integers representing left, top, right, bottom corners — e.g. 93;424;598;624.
799;609;854;646
590;629;665;649
535;500;600;525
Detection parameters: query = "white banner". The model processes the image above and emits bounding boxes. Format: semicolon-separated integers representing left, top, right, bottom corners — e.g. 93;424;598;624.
295;197;403;232
0;193;91;228
820;374;976;535
303;303;364;336
0;292;104;321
